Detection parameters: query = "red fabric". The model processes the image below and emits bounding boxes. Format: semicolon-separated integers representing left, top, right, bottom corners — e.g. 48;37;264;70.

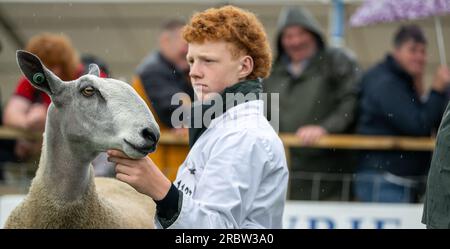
13;64;108;106
99;71;108;78
14;76;52;106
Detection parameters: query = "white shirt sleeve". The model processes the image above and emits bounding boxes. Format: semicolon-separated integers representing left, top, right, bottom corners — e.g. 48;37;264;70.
159;130;286;229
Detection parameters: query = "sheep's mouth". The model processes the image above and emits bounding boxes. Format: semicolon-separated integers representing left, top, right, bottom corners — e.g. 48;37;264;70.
123;139;155;155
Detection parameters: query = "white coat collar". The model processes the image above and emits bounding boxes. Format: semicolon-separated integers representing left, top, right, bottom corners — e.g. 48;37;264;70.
208;100;265;129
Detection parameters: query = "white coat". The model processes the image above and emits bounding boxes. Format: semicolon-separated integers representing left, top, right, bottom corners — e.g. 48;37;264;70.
156;100;289;229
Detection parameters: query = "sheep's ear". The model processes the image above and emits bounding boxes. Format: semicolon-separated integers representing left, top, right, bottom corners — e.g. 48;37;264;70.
88;63;100;77
16;50;62;96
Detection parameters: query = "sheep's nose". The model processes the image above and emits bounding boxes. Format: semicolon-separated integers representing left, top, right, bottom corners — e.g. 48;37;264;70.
141;127;159;145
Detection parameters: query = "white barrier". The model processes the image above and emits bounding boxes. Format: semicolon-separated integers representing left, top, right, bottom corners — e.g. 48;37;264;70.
0;195;25;228
0;195;425;229
283;201;425;229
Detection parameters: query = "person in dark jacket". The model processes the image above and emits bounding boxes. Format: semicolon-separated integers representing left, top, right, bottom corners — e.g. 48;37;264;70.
422;103;450;228
355;25;450;203
134;19;194;132
264;6;361;200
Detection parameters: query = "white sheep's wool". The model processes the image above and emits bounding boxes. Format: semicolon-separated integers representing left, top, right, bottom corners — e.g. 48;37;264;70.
5;51;159;228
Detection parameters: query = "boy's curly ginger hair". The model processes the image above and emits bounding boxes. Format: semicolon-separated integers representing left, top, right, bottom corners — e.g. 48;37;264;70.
182;5;272;80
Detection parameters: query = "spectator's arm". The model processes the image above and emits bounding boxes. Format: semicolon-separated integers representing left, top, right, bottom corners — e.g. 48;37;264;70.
320;51;361;133
3;96;31;130
371;82;447;136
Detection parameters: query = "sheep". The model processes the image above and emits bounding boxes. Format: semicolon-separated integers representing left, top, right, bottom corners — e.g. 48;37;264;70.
5;51;160;228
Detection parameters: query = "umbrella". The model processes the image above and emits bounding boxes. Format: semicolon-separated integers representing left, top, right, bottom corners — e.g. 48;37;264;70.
350;0;450;66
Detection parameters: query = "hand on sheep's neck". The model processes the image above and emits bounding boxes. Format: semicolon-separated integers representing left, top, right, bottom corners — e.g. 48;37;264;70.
36;105;98;202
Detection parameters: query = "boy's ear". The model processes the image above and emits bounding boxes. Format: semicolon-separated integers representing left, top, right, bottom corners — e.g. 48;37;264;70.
16;50;63;96
238;55;254;79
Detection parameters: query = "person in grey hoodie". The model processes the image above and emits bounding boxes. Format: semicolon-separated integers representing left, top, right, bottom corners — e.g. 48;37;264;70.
264;6;361;200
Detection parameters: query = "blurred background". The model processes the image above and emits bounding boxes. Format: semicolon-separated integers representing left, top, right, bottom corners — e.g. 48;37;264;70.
1;0;448;93
1;0;450;229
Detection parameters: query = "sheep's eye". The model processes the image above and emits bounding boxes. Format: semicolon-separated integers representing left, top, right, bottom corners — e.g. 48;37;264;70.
81;86;95;97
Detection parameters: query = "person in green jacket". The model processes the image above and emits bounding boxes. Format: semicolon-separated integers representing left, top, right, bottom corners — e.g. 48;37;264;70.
422;102;450;228
264;6;361;200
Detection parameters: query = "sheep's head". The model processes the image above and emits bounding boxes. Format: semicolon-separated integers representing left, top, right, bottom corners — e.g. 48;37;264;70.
16;50;160;159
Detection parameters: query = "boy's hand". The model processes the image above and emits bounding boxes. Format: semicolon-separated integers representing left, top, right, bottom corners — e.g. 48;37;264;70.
107;149;171;201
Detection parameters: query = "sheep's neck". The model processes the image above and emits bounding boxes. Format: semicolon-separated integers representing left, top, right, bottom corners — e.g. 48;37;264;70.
37;109;96;202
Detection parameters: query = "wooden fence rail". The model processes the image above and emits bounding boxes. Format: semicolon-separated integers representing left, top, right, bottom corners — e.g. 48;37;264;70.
0;126;436;151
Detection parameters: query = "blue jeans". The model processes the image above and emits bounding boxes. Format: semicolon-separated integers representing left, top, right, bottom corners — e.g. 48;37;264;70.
354;170;417;203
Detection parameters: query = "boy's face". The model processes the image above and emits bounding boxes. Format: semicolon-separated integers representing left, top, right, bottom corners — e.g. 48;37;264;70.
187;41;243;101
